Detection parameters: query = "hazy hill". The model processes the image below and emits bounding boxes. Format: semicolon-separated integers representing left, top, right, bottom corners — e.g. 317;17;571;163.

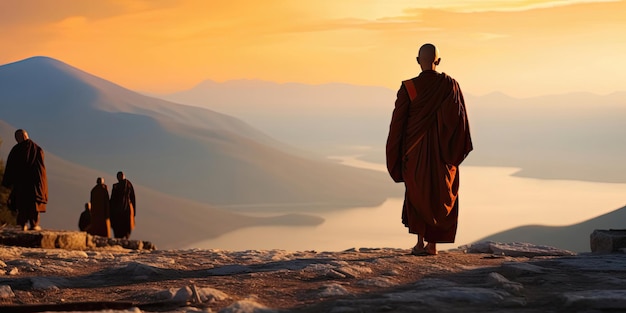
160;79;395;155
0;120;325;249
464;92;626;183
162;80;626;184
0;56;399;210
475;205;626;252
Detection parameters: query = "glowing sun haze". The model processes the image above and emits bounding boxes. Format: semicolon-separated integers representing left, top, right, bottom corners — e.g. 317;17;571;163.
1;0;624;97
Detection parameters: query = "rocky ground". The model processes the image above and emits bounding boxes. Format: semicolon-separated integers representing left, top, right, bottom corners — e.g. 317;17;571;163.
0;229;625;313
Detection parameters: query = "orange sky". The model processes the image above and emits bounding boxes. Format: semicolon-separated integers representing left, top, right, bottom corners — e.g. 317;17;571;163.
1;0;625;97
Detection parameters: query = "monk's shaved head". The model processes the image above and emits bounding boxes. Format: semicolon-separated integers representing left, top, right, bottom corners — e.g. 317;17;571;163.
14;129;29;143
417;43;441;71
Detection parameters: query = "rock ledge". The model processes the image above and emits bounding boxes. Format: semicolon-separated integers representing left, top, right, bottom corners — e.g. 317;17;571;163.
0;226;155;251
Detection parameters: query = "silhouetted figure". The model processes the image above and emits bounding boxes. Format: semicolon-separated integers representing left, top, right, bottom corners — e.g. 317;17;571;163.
89;177;111;237
79;202;91;232
386;44;473;255
1;129;48;231
109;171;135;239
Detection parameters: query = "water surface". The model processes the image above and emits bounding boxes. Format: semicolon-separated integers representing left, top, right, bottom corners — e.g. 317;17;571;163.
187;157;626;251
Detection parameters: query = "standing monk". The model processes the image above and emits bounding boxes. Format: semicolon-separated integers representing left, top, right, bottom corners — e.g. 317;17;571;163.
89;177;111;237
1;129;48;231
109;171;136;239
386;44;473;256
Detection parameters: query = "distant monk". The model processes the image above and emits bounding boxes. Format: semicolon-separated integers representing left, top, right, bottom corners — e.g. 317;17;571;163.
79;202;91;232
1;129;48;231
386;44;473;256
109;171;136;239
89;177;111;237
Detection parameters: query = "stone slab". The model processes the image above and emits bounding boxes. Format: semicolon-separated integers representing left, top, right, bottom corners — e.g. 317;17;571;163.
0;227;155;251
590;229;626;253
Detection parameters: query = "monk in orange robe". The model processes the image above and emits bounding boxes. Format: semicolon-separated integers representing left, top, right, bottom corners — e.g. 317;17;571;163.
386;44;473;255
89;177;111;237
2;129;48;231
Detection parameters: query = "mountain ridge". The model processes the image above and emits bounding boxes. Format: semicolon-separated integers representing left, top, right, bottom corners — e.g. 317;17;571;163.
162;74;626;184
0;56;398;208
476;205;626;252
0;56;401;248
0;119;326;249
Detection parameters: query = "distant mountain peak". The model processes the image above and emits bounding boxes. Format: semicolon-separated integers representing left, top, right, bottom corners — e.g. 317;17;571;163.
482;91;514;99
4;55;70;69
0;56;89;86
21;55;61;63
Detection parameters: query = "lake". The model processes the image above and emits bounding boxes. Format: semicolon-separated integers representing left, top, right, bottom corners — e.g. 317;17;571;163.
186;156;626;252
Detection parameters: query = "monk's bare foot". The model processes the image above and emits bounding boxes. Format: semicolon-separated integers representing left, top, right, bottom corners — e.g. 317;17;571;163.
411;243;426;255
425;243;437;255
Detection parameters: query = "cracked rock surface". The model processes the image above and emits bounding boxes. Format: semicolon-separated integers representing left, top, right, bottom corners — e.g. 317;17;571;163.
0;239;624;312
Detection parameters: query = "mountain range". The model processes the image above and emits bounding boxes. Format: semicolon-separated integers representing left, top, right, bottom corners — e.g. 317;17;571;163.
0;56;400;248
162;80;626;184
0;56;398;208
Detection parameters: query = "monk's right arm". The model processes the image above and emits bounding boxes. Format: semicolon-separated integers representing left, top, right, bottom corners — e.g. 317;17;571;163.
386;84;410;182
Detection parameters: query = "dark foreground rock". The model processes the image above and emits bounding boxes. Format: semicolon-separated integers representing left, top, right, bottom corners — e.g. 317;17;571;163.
0;237;624;313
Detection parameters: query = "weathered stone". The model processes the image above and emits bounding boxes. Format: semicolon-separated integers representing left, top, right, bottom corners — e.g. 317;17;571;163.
0;227;155;251
319;283;350;297
487;272;524;296
43;231;88;250
590;229;626;253
464;241;576;257
85;234;96;249
142;241;156;250
334;265;372;278
0;285;14;298
195;287;229;303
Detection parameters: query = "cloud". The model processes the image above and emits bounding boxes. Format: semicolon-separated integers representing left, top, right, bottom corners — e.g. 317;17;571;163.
1;0;625;96
0;0;177;28
409;0;621;13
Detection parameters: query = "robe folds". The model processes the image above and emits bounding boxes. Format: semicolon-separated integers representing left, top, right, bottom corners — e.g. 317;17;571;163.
89;183;111;237
2;139;48;213
109;179;135;239
386;70;473;243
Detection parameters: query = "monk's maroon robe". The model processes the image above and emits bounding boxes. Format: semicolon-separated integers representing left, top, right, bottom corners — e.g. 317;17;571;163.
110;179;136;239
386;70;472;243
89;183;111;237
2;139;48;215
